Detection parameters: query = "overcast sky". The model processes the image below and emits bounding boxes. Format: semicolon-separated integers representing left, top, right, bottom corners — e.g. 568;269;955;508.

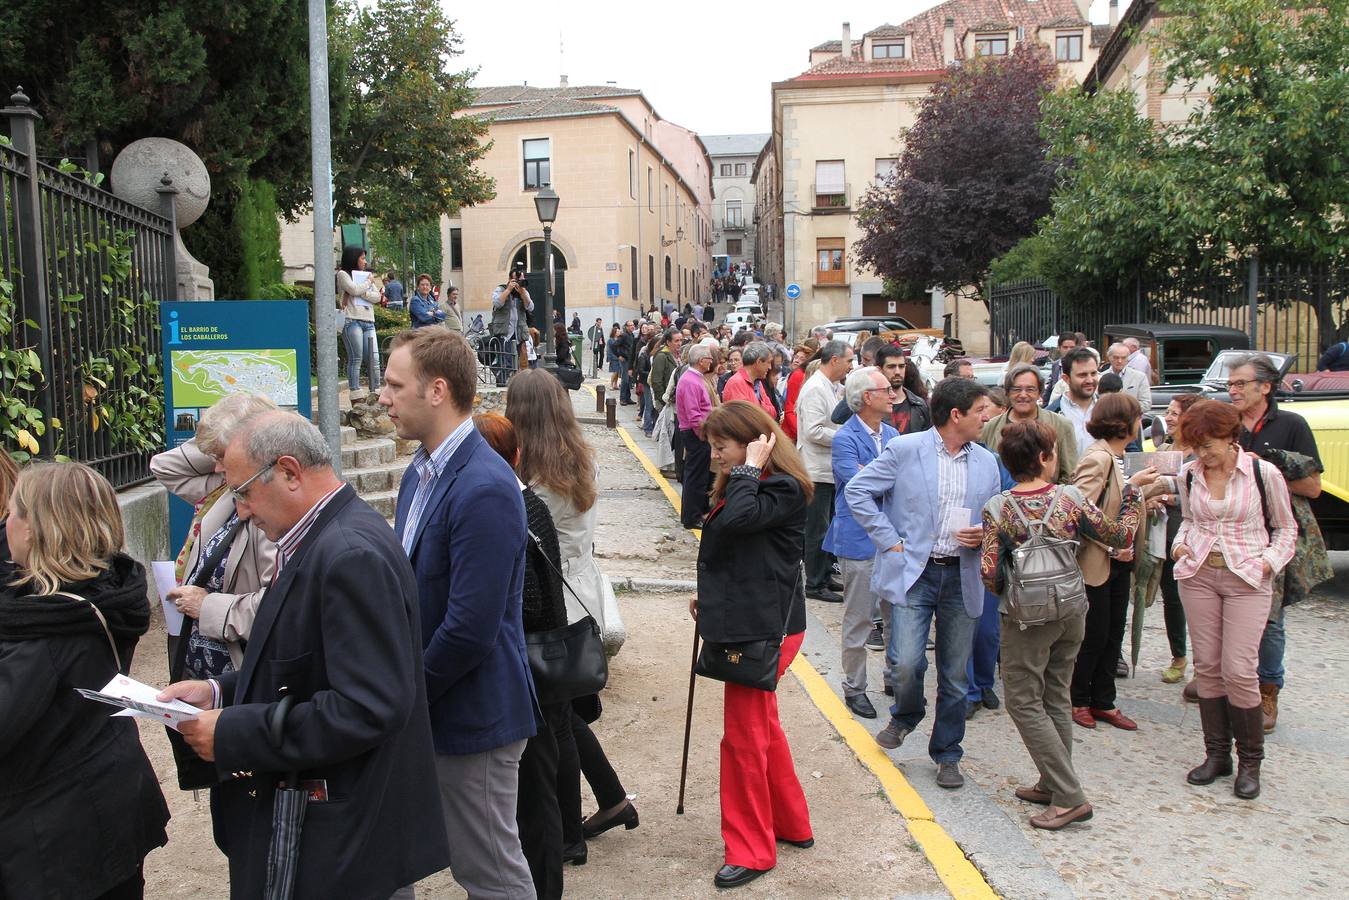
448;1;1129;136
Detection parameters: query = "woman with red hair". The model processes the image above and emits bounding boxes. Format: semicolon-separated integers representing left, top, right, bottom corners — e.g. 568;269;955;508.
1173;400;1295;800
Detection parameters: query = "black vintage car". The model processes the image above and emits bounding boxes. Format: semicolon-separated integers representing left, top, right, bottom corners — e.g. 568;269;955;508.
1103;324;1252;391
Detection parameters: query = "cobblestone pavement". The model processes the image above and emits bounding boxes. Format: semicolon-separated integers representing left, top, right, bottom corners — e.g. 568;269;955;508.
604;385;1349;899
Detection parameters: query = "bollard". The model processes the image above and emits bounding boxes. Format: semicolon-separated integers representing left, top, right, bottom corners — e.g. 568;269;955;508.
605;397;617;429
596;384;606;412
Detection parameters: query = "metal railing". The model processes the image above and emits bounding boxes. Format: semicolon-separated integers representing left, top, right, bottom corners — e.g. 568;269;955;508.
2;88;177;488
988;261;1349;366
811;183;851;211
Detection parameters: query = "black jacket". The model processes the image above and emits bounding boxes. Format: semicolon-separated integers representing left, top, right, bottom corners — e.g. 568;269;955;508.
212;486;450;899
0;554;170;900
696;472;807;642
830;388;931;434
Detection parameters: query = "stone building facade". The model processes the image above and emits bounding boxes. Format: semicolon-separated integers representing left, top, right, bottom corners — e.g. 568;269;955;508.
702;134;769;280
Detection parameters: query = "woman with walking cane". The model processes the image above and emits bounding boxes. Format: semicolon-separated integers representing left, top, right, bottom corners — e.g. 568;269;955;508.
687;400;813;890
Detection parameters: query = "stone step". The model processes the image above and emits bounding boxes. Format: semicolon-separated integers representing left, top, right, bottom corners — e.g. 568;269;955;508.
340;436;397;470
340;425;357;446
361;488;399;520
342;458;411;495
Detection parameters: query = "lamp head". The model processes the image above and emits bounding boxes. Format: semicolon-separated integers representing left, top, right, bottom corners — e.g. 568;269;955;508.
533;187;560;224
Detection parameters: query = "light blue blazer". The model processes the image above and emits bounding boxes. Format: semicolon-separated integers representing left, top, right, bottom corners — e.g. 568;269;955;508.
843;429;1001;617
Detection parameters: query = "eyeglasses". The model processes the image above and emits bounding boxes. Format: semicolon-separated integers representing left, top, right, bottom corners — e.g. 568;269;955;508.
1009;386;1039;396
865;387;899;396
230;460;277;501
1227;379;1255;391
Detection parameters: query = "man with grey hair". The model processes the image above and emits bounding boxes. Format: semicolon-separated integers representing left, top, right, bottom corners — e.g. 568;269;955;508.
764;322;792;364
721;340;778;418
161;410;450;898
797;339;856;601
1105;342;1152;410
824;367;899;718
1122;336;1153;380
811;325;831;343
1225;351;1323;732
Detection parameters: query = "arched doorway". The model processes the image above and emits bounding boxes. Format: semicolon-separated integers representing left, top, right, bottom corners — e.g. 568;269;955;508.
510;240;569;274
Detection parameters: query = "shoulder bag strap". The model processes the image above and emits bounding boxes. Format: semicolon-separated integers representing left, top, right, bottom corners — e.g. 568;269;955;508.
1006;492;1040;535
172;516;247;681
54;590;123;674
526;528;597;621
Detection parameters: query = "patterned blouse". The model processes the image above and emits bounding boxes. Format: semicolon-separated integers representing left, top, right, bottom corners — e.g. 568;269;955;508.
980;482;1145;595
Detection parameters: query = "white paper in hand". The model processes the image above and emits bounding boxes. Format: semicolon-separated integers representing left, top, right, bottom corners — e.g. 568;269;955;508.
945;506;972;536
351;270;373;308
150;560;184;636
76;674;201;731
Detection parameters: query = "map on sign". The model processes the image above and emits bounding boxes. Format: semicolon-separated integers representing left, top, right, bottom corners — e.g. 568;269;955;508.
170;349;300;408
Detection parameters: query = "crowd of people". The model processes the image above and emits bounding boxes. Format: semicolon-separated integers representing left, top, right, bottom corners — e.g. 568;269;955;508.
0;299;1329;896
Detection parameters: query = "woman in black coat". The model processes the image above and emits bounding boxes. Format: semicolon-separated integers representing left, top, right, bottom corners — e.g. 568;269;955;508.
0;462;169;900
690;401;814;891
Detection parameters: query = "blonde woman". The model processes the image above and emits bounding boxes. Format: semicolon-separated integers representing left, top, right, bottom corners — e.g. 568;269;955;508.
506;370;637;863
1007;341;1037;370
0;463;169;898
0;451;16;571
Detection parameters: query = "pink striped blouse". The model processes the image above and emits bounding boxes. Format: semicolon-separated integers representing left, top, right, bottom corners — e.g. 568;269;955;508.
1174;451;1296;588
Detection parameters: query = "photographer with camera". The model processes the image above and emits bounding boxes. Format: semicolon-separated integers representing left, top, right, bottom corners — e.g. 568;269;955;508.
490;268;535;386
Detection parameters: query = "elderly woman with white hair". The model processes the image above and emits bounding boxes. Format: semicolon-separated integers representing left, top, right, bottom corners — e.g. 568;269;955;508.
149;392;280;788
676;341;722;527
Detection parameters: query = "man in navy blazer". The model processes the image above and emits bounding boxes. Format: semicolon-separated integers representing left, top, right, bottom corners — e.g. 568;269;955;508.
824;367;899;720
381;328;539;898
844;377;1001;790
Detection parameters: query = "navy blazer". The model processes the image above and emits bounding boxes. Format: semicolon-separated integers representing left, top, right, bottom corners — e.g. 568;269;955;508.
213;486;449;899
823;414;898;560
395;427;540;755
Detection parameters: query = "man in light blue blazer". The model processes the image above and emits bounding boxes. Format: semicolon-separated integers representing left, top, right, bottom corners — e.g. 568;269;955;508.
844;377;1001;790
823;368;899;720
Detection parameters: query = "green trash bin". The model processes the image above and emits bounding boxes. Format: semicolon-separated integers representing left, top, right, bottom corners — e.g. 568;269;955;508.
569;334;583;369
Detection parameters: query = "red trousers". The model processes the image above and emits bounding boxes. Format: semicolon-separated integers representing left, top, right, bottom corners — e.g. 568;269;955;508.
720;630;812;869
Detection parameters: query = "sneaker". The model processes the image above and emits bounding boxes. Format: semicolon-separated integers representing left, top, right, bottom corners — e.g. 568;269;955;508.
865;624;885;651
1161;658;1188;684
936;761;965;789
875;720;911;750
981;689;1000;711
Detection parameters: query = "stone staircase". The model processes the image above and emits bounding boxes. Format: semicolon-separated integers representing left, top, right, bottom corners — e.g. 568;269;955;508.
334;426;412;519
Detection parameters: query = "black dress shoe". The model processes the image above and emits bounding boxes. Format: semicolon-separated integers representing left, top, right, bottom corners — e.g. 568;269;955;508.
715;865;770;889
582;799;640;839
562;841;587;866
965;701;979;720
883;683;894;696
777;836;814;849
982;689;1001;710
806;587;843;603
846;694;877;719
828;577;845;592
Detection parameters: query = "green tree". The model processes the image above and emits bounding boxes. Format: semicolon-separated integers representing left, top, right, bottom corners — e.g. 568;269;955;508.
332;0;495;231
1032;0;1349;296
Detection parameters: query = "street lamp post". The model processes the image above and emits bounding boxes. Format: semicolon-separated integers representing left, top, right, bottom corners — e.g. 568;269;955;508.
533;187;560;364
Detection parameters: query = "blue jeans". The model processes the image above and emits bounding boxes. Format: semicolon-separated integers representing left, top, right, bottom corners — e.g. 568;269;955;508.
886;560;979;763
619;364;632;404
966;589;1001;703
343;319;380;391
640;388;655;435
1258;604;1286;688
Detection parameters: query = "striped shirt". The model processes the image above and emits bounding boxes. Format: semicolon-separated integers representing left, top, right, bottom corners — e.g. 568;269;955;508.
1174;452;1297;588
931;428;970;557
399;417;475;555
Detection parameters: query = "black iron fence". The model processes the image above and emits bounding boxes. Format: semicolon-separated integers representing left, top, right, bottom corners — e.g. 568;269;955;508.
2;88;177;488
988;261;1349;366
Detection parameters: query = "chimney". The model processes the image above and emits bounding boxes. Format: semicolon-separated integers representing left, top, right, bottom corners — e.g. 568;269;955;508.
560;74;569;88
841;21;851;58
1109;0;1119;27
943;17;956;65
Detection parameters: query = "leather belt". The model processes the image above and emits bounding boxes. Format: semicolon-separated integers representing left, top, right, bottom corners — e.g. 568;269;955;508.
929;555;961;566
1205;551;1226;569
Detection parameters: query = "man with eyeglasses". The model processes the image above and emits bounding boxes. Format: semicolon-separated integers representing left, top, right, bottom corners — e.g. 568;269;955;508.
824;367;900;719
982;363;1079;484
830;344;932;434
1225;352;1322;733
159;410;450;899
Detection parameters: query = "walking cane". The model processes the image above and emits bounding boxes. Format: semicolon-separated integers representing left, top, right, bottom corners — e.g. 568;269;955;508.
676;624;701;815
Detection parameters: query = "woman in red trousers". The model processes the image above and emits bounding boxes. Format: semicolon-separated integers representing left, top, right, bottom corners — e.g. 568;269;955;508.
690;400;813;889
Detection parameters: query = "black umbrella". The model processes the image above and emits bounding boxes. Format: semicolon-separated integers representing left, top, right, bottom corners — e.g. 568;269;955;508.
265;691;303;900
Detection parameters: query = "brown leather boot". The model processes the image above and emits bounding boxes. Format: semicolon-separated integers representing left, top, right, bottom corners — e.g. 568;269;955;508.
1183;678;1200;703
1186;697;1233;785
1260;683;1279;733
1229;702;1264;800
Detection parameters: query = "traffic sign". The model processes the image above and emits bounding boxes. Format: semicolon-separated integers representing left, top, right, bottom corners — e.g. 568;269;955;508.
606;282;620;298
785;282;801;300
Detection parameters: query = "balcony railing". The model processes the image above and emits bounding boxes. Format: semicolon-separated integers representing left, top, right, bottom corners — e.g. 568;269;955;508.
812;183;851;211
723;217;746;231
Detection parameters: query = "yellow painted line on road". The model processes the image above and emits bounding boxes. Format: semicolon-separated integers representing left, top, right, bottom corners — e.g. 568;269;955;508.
611;420;996;900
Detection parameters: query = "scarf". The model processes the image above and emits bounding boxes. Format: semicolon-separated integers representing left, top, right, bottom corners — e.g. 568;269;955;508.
0;553;150;645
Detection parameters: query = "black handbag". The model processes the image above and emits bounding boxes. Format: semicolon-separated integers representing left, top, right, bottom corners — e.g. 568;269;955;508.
695;637;782;691
166;518;245;791
523;530;609;705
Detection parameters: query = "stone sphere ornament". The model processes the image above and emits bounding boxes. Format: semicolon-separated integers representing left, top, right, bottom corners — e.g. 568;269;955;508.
110;137;211;227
